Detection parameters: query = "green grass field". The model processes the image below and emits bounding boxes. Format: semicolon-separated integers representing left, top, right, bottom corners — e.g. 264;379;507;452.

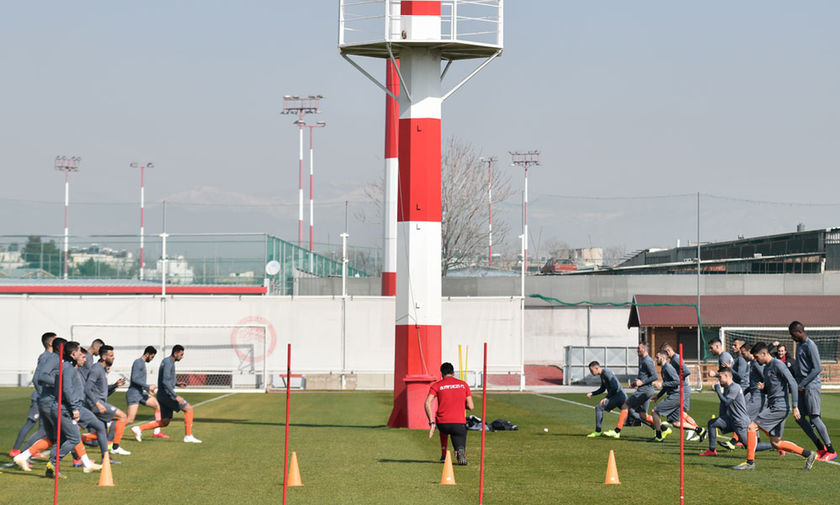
2;387;838;504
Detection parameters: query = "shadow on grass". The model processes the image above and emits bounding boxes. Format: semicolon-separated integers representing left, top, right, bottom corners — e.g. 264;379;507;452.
378;458;439;464
191;418;387;429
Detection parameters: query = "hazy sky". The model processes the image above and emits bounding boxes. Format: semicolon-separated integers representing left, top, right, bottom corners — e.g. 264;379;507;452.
1;1;838;256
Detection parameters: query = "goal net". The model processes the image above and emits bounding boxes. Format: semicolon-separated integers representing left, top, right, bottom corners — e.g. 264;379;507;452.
70;323;270;393
720;326;840;383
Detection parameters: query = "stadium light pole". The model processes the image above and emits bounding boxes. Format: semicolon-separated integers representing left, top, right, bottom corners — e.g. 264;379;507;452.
282;95;322;248
306;121;327;254
480;156;497;266
130;162;154;280
55;155;81;279
510;151;541;276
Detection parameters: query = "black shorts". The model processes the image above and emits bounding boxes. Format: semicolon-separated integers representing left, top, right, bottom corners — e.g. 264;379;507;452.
158;396;188;419
437;423;468;451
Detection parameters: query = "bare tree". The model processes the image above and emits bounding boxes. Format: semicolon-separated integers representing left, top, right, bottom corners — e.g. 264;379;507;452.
441;137;513;275
360;137;514;275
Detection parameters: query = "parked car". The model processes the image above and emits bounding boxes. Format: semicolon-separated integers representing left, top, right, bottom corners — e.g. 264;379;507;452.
541;257;577;274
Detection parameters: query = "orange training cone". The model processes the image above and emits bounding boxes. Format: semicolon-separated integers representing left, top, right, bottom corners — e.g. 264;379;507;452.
440;450;456;485
98;452;114;487
604;450;620;485
287;451;303;487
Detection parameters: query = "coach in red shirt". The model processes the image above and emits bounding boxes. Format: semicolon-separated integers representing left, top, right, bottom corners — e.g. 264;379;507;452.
425;362;474;465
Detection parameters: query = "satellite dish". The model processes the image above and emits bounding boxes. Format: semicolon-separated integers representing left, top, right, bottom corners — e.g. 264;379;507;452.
265;260;281;276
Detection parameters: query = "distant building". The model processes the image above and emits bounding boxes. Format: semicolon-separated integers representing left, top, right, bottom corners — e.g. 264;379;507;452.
609;227;840;274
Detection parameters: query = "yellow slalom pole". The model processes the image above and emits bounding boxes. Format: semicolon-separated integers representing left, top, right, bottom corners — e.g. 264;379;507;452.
465;346;470;382
459;345;464;381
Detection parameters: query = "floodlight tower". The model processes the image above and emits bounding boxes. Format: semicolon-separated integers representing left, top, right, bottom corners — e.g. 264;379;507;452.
282;95;322;247
510;151;540;275
382;58;400;296
480;156;497;266
340;0;503;429
305;121;327;252
130;162;154;280
55;155;81;279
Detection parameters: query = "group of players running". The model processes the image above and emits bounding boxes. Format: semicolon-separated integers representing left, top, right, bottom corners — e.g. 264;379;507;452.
586;321;836;471
8;332;201;478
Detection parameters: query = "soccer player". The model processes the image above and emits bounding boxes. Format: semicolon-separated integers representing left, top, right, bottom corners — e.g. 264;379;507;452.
699;367;771;457
602;343;657;438
425;362;474;465
45;341;84;478
790;321;837;461
14;336;65;472
650;349;703;442
733;342;817;471
78;338;104;382
85;345;131;455
9;332;54;458
660;343;703;440
127;346;167;441
135;345;201;443
585;361;627;438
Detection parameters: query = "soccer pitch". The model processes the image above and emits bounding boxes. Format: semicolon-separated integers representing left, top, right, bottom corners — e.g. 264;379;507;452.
2;388;837;505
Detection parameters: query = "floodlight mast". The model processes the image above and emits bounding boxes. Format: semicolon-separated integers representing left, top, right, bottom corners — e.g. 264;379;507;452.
480;156;497;266
130;162;154;280
282;95;322;248
306;120;327;254
339;0;503;429
510;151;540;276
55;155;81;279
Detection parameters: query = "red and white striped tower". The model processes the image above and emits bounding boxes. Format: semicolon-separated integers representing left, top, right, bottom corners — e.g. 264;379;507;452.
282;95;321;248
510;151;540;275
382;59;399;296
130;162;154;280
307;121;326;253
340;0;503;428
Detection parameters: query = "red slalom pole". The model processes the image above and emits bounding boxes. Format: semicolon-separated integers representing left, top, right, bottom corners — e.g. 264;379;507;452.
679;343;684;505
54;342;64;505
283;343;291;505
479;342;487;504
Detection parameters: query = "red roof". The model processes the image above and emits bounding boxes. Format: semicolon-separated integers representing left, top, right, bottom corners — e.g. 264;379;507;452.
628;295;840;328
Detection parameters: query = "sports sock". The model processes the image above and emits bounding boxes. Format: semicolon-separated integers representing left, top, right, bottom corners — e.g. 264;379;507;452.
776;440;806;456
139;420;163;432
29;438;52;455
81;432;98;442
682;412;698;429
113;420;127;445
154;409;162;435
594;406;604;432
747;430;757;461
80;454;92;467
656;430;662;438
796;416;825;450
811;416;833;448
73;442;87;457
644;415;655;426
185;410;194;436
827;444;836;454
616;410;629;431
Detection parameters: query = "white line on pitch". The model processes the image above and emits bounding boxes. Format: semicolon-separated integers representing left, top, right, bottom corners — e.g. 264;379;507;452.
129;392;235;428
534;393;618;415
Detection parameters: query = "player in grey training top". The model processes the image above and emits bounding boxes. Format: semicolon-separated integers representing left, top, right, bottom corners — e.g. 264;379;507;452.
47;341;85;478
154;344;202;443
10;332;55;457
700;367;753;456
733;342;817;471
585;361;627;438
661;343;692;412
85;345;131;455
790;321;836;461
708;337;734;418
78;338;104;383
602;343;658;438
125;346;166;440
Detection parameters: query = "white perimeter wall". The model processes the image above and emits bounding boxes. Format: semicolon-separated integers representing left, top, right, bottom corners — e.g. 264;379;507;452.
2;295;626;385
